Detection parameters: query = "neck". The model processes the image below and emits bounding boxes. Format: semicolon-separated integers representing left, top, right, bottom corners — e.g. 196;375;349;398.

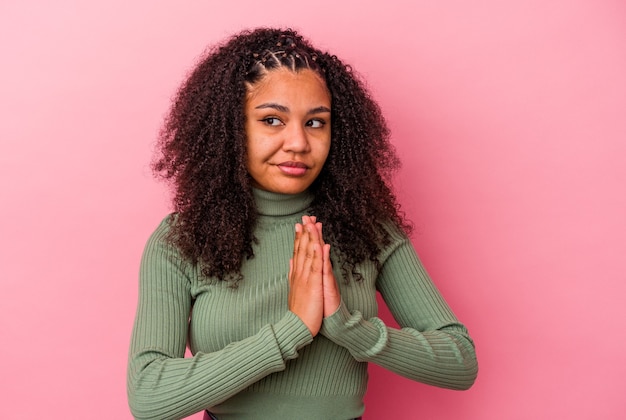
252;188;314;217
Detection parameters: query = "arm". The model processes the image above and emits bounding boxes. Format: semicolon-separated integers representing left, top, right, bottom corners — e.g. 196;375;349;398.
320;235;478;390
127;219;312;420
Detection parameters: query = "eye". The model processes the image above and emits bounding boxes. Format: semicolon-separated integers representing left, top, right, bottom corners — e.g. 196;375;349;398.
306;119;326;128
261;117;283;126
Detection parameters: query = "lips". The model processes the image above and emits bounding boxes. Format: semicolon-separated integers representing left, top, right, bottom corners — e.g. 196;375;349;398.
277;161;309;176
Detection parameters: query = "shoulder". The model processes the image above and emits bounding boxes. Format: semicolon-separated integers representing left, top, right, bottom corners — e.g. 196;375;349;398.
145;213;178;241
377;220;413;262
140;213;199;278
142;213;184;261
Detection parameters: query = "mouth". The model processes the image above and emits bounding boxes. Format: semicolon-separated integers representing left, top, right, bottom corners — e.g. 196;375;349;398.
277;161;309;176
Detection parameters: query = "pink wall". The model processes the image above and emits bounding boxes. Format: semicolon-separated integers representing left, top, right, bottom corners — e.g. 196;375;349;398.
2;1;625;418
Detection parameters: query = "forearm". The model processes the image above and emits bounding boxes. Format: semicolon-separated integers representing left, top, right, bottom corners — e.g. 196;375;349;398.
128;219;313;419
320;234;478;390
320;303;477;390
128;311;312;420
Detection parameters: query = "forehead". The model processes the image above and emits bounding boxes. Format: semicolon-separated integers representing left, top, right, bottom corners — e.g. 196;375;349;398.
245;67;330;104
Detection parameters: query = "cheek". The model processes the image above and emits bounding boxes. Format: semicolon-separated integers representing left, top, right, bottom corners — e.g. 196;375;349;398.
245;140;275;177
319;140;331;163
246;142;269;164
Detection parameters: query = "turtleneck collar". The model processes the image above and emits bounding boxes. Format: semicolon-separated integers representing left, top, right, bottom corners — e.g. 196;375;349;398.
253;188;314;217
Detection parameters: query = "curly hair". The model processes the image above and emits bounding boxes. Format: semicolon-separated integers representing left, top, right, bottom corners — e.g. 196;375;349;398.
153;27;412;282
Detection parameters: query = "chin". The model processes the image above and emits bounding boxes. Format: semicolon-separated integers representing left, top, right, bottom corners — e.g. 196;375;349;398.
273;187;308;195
266;182;311;195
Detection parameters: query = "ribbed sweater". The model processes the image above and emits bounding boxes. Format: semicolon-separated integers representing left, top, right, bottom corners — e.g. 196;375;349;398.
127;188;478;420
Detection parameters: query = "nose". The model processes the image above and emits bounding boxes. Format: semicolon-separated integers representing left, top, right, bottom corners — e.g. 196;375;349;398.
282;123;310;153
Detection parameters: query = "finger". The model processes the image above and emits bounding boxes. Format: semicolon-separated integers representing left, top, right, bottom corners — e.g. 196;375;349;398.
316;223;331;274
293;223;312;279
322;242;341;316
306;218;325;252
322;243;332;274
304;219;322;246
310;242;323;275
292;223;303;272
294;222;303;244
304;224;319;270
315;222;325;245
303;223;325;278
302;215;316;228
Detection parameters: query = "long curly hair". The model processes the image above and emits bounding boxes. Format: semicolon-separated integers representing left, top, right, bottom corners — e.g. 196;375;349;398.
153;27;412;282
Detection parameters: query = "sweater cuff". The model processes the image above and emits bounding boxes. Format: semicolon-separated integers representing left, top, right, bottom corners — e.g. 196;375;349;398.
320;300;389;361
272;311;313;360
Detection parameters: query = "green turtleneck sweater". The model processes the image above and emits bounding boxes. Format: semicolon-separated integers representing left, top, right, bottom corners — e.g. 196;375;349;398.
127;189;477;420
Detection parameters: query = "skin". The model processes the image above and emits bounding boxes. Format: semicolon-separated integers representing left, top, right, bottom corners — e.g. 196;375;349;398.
244;68;340;335
245;67;332;195
289;216;341;336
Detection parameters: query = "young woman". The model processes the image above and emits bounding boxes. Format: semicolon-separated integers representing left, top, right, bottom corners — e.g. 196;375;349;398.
127;27;478;420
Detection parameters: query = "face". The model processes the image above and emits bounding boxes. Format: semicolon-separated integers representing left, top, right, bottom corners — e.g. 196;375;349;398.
244;67;331;195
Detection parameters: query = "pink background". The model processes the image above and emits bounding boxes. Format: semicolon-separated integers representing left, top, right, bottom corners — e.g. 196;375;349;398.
2;1;625;419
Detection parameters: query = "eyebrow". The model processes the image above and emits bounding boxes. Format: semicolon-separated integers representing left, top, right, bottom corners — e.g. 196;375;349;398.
254;103;331;115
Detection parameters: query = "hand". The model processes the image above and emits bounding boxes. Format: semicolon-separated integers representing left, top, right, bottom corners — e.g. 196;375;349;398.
288;216;341;335
288;217;325;336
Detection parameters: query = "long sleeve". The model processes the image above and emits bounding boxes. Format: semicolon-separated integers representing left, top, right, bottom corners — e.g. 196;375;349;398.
129;191;475;420
320;234;478;390
127;219;312;420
